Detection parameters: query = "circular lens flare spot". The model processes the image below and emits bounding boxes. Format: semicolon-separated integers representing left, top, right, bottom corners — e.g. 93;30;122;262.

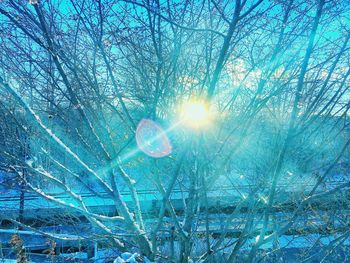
136;119;172;158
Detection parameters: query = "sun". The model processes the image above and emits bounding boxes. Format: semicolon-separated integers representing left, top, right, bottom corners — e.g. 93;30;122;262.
180;99;211;128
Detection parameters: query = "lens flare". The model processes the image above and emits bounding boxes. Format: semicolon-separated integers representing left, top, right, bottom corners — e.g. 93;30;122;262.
136;119;172;158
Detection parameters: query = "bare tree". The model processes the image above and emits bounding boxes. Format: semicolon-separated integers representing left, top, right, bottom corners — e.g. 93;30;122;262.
0;0;349;262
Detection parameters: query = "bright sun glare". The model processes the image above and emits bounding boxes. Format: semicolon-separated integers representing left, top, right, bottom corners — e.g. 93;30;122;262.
180;100;211;128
